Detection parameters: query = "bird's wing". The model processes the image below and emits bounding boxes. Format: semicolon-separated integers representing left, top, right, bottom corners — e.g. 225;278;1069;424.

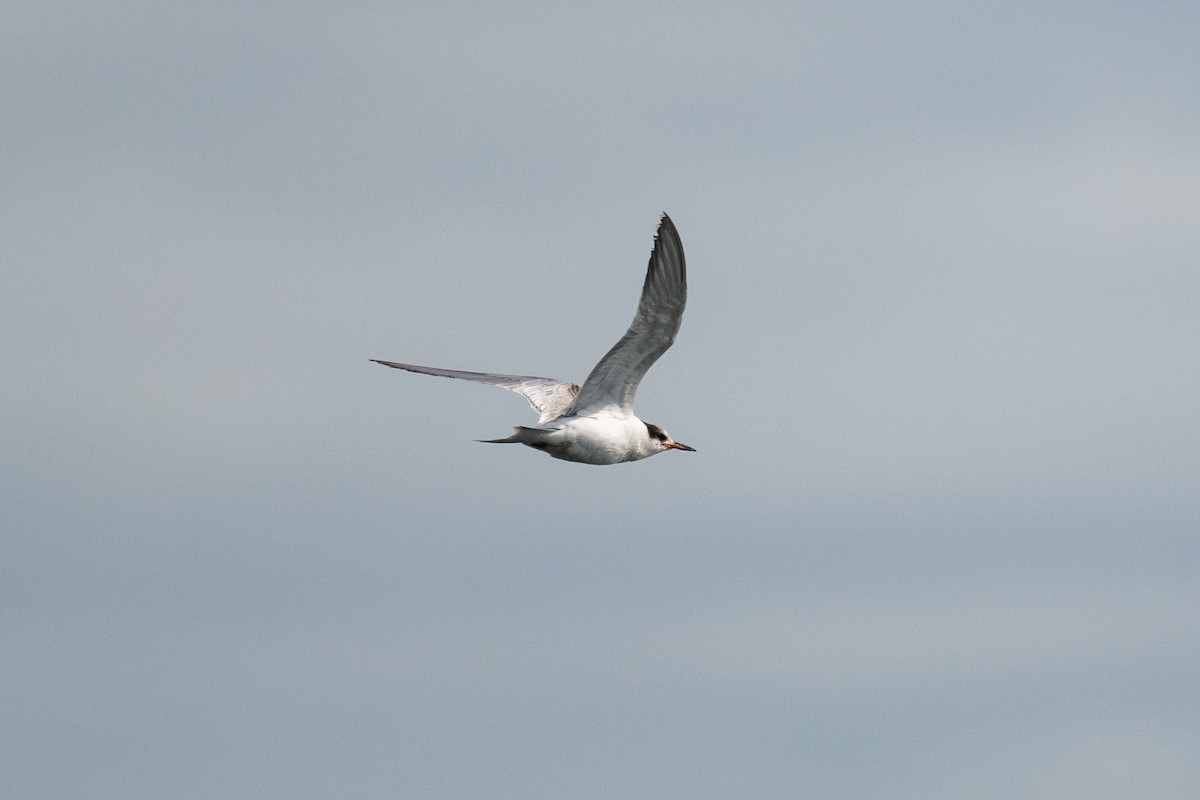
371;360;579;423
572;213;687;416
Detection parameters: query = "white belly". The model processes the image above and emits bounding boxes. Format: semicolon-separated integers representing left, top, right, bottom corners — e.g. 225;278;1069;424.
535;414;651;465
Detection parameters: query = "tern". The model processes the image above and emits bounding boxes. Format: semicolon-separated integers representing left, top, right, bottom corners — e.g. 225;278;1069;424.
372;213;694;465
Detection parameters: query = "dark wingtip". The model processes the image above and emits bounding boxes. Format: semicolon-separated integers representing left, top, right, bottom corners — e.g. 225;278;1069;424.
654;213;682;250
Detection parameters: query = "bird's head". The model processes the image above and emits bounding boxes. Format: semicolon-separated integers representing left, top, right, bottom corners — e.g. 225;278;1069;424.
644;422;695;455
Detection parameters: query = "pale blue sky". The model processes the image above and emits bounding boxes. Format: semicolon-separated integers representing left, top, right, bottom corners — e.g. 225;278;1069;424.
4;2;1199;798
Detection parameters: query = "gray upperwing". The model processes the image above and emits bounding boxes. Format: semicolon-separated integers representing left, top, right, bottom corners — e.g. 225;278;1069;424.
371;360;579;423
572;213;686;415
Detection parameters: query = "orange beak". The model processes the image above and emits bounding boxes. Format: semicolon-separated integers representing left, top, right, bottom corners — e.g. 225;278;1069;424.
665;440;696;452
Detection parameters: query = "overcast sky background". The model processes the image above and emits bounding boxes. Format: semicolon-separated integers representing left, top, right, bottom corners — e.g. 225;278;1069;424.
4;2;1199;798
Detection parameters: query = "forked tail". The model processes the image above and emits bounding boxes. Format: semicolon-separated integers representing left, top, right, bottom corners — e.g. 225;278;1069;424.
476;426;553;447
477;430;521;444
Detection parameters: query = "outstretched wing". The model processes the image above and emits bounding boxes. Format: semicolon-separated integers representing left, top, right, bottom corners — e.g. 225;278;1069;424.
572;213;686;415
371;360;579;423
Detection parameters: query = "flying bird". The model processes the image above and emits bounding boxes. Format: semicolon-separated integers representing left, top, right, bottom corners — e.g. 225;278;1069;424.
373;213;694;465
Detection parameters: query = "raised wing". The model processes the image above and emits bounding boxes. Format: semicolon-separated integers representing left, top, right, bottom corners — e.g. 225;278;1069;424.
371;360;579;423
572;213;686;415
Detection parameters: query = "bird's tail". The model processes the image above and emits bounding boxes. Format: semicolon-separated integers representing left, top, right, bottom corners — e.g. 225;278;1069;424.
476;426;551;445
477;430;522;444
